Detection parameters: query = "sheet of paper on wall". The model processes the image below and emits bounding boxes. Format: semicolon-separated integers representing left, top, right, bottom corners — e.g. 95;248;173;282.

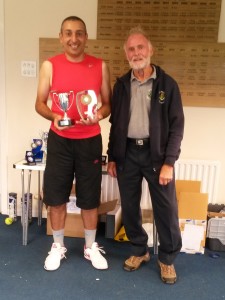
181;223;205;254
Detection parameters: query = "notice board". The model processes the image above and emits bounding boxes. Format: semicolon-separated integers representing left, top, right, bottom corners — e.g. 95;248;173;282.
39;38;225;107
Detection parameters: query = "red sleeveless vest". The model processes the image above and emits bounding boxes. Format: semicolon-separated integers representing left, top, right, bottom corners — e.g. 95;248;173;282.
49;53;102;139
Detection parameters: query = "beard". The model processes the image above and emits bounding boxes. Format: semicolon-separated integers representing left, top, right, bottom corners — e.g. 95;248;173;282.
128;55;151;70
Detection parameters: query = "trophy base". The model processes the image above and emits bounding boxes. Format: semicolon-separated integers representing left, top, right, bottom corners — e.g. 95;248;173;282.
58;119;75;127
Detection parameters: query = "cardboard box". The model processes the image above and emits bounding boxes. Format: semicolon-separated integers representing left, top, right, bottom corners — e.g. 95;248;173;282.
178;192;208;220
47;212;85;238
142;209;153;224
178;192;208;254
105;204;122;239
47;199;118;238
175;180;201;203
179;219;207;254
141;210;156;248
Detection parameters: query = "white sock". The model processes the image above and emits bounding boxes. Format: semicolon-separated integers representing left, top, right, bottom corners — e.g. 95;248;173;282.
84;229;96;248
52;229;64;247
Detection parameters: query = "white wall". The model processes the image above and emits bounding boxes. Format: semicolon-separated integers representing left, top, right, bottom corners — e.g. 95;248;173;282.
2;0;99;215
0;0;7;213
1;0;225;216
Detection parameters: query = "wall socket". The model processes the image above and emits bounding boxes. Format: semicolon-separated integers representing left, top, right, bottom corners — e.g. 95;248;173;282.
21;60;36;77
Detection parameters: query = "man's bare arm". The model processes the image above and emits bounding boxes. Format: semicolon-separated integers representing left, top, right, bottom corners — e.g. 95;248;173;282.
35;61;64;130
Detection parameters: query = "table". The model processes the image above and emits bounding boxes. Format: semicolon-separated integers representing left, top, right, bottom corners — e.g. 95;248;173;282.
13;160;45;245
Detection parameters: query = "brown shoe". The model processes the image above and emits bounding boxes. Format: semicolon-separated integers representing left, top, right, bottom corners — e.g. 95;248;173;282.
158;260;177;284
124;252;150;271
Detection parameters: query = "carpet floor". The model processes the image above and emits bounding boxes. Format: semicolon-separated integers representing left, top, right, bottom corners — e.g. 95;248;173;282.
0;214;225;300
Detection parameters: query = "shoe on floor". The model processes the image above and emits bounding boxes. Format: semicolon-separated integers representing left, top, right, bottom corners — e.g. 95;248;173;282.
84;242;108;270
158;260;177;284
124;252;150;271
44;242;67;271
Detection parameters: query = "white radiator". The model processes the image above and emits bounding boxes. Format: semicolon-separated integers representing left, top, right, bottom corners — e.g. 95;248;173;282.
101;159;220;208
101;174;120;203
174;159;220;204
101;174;151;209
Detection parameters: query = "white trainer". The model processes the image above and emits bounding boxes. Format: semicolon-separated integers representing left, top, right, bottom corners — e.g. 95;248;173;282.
44;242;67;271
84;242;108;270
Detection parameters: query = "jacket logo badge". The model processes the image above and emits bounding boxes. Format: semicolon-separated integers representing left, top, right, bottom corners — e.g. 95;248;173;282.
158;91;165;104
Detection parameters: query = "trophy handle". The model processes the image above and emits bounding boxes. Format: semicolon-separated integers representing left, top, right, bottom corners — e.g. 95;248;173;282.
52;92;61;111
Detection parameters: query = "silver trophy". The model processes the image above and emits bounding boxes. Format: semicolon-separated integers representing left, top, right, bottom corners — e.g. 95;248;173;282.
76;90;98;120
52;91;75;127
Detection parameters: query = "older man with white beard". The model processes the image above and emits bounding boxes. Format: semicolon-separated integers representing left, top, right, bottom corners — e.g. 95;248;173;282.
107;26;184;284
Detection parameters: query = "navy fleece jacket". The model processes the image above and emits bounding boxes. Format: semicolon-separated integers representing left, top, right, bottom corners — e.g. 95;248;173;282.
107;64;184;170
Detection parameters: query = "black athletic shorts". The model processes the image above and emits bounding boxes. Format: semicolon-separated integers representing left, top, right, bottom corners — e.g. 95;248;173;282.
43;129;102;210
